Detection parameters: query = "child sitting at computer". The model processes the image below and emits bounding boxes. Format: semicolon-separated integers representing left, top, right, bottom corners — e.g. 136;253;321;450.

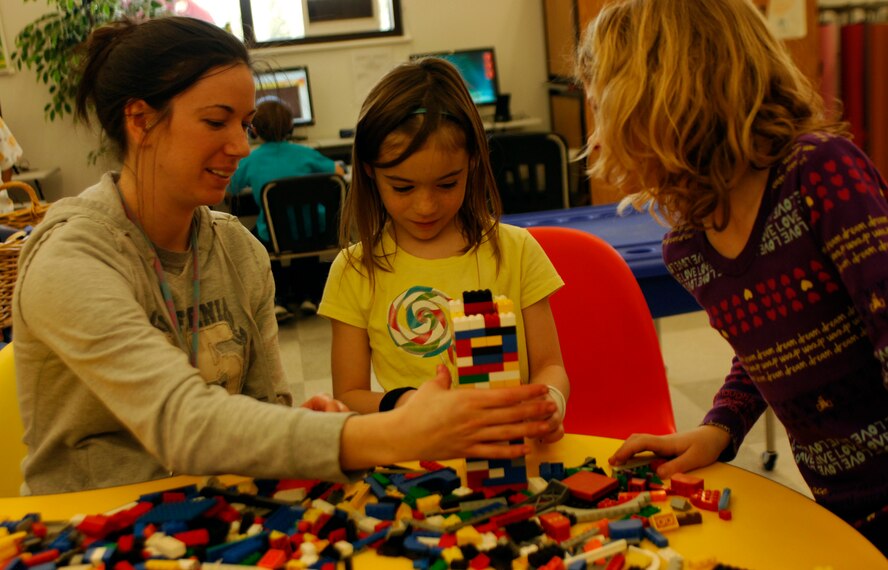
228;98;344;320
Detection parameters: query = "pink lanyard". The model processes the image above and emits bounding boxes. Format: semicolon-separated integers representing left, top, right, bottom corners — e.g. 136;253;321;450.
119;192;201;367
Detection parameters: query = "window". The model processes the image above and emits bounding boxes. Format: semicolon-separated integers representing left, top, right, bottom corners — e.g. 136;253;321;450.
165;0;402;47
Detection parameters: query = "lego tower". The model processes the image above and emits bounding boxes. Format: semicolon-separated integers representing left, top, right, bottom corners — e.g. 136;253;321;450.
449;289;527;491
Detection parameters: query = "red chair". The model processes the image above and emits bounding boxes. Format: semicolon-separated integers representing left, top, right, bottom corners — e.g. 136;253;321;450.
528;226;676;438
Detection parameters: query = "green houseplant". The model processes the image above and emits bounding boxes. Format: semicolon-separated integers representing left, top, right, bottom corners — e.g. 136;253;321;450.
12;0;166;121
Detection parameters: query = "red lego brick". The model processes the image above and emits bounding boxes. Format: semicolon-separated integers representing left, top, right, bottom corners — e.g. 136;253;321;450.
490;505;535;527
690;489;721;512
538;512;571;542
77;515;112;538
419;461;447;472
561;470;619;503
174;529;209;547
469;553;491;569
161;492;186;503
669;473;704;497
257;548;288;569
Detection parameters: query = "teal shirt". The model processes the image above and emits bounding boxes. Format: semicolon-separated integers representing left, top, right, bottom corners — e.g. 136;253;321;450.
228;141;337;242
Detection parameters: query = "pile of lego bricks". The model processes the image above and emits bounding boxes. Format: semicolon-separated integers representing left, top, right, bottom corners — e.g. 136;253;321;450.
0;457;743;570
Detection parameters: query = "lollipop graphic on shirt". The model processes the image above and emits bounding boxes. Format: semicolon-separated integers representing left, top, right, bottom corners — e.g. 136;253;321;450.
388;285;453;358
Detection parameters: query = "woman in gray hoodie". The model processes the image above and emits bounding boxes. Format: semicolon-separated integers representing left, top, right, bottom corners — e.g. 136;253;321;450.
11;16;556;495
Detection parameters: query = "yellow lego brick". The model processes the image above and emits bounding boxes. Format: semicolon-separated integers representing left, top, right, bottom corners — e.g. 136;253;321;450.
470;336;488;347
494;296;514;313
456;525;483;546
396;502;414;521
285;559;308;570
302;508;322;524
346;481;371;509
485;335;503;347
649;511;680;532
504;360;519;371
416;494;441;514
443;513;463;528
441;546;464;563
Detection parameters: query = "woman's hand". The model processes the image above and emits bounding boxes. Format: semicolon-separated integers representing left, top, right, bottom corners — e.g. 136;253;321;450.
609;425;732;479
339;365;556;470
533;391;565;444
300;393;350;413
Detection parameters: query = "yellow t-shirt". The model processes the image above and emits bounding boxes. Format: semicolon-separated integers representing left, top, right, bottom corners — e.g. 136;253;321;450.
319;223;564;391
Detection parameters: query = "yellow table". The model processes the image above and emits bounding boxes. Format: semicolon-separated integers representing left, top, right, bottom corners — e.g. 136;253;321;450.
1;435;885;569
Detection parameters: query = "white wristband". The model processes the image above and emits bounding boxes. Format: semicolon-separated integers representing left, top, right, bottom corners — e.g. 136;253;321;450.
546;385;566;419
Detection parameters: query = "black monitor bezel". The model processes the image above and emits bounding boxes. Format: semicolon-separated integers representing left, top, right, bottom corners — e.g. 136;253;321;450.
253;65;316;128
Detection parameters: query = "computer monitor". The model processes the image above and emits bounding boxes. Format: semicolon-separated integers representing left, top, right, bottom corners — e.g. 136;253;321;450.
253;66;315;127
410;48;500;106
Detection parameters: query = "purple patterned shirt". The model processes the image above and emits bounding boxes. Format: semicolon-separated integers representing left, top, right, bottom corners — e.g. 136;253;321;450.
663;133;888;525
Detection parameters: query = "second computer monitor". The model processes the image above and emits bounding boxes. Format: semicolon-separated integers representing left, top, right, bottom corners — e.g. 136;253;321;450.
254;66;315;127
411;48;499;107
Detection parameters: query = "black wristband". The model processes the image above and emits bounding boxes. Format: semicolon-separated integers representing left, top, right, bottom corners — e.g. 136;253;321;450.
379;387;416;412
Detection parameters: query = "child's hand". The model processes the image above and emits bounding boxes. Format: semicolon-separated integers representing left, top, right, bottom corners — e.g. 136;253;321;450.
608;425;731;479
398;365;556;460
300;393;350;413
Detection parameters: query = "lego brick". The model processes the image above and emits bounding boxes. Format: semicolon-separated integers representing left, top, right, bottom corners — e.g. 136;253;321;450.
669;473;704;497
560;471;619;503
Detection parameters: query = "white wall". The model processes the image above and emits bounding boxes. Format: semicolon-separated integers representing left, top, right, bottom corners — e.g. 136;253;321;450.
0;0;550;200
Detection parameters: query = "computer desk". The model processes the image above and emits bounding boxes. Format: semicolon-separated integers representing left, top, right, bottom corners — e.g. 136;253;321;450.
503;204;701;319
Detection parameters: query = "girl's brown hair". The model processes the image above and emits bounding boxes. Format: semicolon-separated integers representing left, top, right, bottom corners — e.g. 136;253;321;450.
341;58;502;281
577;0;847;229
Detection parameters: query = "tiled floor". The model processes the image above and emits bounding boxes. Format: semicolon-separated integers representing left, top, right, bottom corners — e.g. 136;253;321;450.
277;310;811;498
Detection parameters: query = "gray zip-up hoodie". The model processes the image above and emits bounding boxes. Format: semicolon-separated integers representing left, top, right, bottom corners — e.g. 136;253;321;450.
12;173;354;494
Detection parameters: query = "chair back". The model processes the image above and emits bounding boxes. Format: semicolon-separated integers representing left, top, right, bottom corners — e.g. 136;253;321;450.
528;226;676;438
489;132;570;214
0;342;26;496
261;173;346;261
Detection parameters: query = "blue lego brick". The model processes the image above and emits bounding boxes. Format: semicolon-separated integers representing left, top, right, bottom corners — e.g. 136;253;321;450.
567;559;587;570
137;498;214;524
718;487;732;511
351;528;389;550
471;353;507;365
205;532;268;564
403;535;442;557
608;519;643;541
137;485;199;504
365;474;388;499
29;563;57;570
397;469;460;496
365;503;397;521
643;526;669;548
160;521;188;536
454;328;486;340
263;505;306;534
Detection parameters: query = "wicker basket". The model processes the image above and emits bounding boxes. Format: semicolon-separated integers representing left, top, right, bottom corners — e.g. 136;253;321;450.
0;181;49;229
0;181;48;329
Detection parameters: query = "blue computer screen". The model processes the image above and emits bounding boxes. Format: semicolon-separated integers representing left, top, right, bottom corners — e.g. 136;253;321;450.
411;48;499;106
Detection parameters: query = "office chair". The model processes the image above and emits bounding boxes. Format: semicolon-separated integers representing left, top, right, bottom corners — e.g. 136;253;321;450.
261;173;346;262
488;132;570;214
0;342;27;496
528;226;676;438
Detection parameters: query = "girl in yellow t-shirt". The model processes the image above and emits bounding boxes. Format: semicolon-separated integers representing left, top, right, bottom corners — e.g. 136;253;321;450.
319;59;570;444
